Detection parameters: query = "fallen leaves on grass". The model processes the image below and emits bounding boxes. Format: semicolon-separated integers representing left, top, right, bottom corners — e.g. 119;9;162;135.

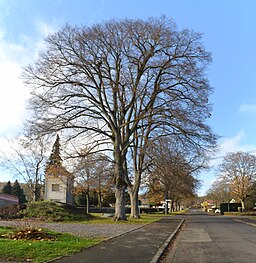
8;227;56;241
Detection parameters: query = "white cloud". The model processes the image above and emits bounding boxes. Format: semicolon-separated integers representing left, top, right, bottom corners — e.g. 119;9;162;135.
239;103;256;115
0;30;31;135
36;20;56;37
211;130;255;164
0;62;29;135
0;20;58;136
213;130;256;168
0;12;60;181
218;130;249;154
198;130;256;196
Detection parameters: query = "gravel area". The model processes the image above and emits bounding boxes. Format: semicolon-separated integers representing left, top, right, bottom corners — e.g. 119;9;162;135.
0;220;145;238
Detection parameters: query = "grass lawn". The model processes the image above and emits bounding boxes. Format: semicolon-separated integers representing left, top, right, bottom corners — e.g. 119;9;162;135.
169;209;188;215
0;226;103;263
85;213;165;224
82;211;187;224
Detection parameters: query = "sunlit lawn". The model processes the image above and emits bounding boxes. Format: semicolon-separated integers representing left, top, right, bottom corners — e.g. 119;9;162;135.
83;211;186;224
0;226;103;263
82;212;165;224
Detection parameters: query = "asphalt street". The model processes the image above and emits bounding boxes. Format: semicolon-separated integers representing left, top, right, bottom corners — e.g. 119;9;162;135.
164;210;256;263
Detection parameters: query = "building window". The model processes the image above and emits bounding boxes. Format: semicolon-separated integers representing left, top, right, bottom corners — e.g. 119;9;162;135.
52;184;60;192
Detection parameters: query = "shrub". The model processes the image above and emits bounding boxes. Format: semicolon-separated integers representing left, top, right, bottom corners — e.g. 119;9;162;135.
21;201;86;222
0;204;20;219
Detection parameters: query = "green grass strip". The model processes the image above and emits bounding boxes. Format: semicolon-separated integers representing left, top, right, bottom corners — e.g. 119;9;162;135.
0;227;103;263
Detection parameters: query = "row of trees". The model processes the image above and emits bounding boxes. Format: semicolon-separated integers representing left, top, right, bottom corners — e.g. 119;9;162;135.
72;151;115;211
1;17;217;220
146;138;202;213
0;136;116;207
207;151;256;211
1;135;204;211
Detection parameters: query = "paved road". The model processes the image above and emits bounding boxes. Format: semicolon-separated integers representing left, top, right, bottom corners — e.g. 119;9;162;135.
164;209;256;263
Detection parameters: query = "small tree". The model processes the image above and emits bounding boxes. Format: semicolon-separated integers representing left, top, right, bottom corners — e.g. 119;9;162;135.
12;180;27;204
0;136;47;201
2;181;12;194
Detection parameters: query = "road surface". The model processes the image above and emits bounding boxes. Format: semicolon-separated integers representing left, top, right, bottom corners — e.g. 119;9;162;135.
164;209;256;263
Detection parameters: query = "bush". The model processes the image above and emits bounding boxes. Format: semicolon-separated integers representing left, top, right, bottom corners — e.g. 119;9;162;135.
21;201;86;222
0;204;20;219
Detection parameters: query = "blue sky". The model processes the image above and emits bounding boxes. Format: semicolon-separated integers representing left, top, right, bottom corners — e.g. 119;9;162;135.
0;0;256;195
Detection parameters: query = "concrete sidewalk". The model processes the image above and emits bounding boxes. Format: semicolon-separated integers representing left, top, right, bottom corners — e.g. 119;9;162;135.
54;217;183;263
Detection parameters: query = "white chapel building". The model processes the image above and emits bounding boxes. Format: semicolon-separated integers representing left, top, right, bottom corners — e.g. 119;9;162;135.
44;135;74;205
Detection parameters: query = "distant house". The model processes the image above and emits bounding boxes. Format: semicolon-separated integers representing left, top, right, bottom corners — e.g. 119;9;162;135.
0;193;19;207
44;135;74;205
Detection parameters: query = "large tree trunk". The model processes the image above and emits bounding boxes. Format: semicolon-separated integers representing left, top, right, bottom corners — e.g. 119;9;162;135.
114;183;127;220
128;169;141;218
129;188;140;218
113;145;127;221
240;199;245;212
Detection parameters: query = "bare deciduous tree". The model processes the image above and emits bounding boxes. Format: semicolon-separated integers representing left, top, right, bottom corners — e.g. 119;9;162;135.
0;136;47;202
23;17;216;220
72;151;113;213
206;179;231;206
146;138;202;213
217;151;256;211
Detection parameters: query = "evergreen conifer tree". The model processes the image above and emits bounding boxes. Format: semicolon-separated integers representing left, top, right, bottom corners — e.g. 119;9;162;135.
12;180;27;204
48;134;62;165
2;181;12;194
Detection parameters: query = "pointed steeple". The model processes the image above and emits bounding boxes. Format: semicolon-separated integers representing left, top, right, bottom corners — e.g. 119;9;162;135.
48;134;62;165
45;134;74;205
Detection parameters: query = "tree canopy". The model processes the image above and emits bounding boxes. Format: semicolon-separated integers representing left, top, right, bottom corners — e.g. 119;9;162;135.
0;136;47;202
217;151;256;210
23;17;217;220
2;181;12;195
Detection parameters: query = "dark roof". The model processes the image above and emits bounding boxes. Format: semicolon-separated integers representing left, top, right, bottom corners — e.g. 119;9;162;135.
0;193;19;202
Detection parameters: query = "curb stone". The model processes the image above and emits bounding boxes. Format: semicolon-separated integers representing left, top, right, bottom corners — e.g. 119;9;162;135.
149;219;185;263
